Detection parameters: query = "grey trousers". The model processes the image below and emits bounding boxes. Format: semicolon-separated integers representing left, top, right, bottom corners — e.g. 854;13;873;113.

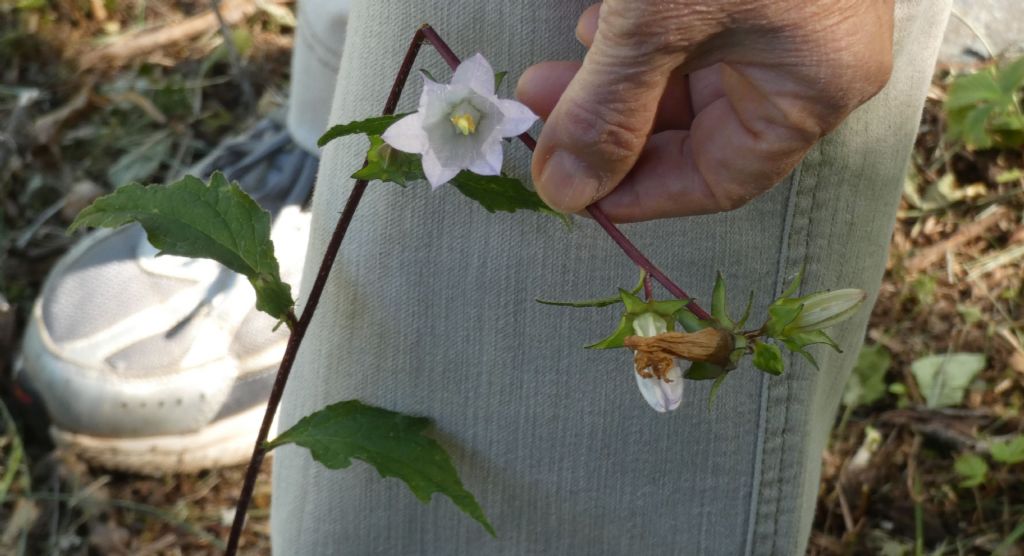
273;1;951;554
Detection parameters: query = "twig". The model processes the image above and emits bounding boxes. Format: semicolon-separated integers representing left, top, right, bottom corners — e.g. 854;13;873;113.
903;206;1009;273
80;0;285;69
224;26;429;556
209;0;256;109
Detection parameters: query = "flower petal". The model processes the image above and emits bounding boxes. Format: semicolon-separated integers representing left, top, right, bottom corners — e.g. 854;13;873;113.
421;150;460;189
467;140;503;176
496;99;538;137
381;113;428;154
452;53;495;96
634;364;684;412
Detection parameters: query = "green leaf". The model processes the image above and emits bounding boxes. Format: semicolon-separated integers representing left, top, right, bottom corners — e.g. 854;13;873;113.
684;362;727;380
954;453;989;488
752;341;784;376
536;272;645;308
69;173;294;320
449;172;557;217
946;70;1003;110
318;114;410;147
842;344;891;408
990;435;1024;465
707;374;727;410
711;272;732;328
351;136;424;186
910;352;986;409
267;401;494;536
996;57;1024;95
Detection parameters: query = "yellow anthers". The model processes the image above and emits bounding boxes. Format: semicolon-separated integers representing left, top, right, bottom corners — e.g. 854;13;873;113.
450;112;477;135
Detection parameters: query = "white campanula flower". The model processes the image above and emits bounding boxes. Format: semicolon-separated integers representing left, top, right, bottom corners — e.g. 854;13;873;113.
381;53;538;188
631;313;684;413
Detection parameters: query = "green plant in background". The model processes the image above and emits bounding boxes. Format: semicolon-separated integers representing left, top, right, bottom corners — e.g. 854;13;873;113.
945;57;1024;150
909;352;987;408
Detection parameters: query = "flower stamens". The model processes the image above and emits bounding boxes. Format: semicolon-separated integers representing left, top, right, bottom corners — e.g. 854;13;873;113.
449;101;481;135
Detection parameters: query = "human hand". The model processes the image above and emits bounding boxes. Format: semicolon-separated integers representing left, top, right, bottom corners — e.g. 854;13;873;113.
517;1;895;222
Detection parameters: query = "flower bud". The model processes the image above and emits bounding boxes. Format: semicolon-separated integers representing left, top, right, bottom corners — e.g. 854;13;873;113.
787;289;866;333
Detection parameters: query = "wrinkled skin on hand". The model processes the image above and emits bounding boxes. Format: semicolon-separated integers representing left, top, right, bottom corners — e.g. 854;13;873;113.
517;1;895;222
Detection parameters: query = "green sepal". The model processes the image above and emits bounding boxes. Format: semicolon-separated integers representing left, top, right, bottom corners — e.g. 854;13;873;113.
536;271;645;308
711;272;732;328
779;267;805;299
318;114;410;147
586;313;636;350
729;334;749;368
684;362;728;380
707;374;728;410
765;300;803;338
752;341;785;376
351;135;423;186
493;71;508;91
735;291;754;329
620;289;648;314
676;308;712;333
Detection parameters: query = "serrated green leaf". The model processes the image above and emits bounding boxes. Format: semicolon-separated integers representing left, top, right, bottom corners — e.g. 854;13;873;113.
69;173;294;320
351;136;424;186
684;362;727;380
587;314;636;350
843;344;891;408
954;453;989;488
318;114;410;147
752;341;784;376
536;271;645;308
711;272;732;328
910;352;986;408
707;374;727;410
990;435;1024;465
449;171;557;217
266;400;495;536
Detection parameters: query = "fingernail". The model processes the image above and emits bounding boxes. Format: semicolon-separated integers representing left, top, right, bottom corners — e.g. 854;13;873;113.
539;150;599;212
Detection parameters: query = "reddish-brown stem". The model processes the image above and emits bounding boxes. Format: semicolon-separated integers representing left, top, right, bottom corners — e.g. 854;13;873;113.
224;27;429;556
418;28;712;321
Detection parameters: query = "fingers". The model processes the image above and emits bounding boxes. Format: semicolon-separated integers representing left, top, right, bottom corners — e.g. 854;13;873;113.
529;1;680;214
517;62;693;132
595;65;818;222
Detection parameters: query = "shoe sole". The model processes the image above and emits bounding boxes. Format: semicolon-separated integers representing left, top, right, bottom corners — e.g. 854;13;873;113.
50;404;275;476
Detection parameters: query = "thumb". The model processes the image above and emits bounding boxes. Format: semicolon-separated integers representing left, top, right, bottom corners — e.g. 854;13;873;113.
531;3;678;213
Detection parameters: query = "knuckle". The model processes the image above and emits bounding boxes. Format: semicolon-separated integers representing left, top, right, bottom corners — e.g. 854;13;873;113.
558;96;648;163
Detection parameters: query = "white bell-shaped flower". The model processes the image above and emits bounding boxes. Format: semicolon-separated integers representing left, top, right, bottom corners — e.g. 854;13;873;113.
382;53;538;188
631;313;684;413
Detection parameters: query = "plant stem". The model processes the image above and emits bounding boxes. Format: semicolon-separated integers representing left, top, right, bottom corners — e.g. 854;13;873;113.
418;27;712;321
224;27;429;556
